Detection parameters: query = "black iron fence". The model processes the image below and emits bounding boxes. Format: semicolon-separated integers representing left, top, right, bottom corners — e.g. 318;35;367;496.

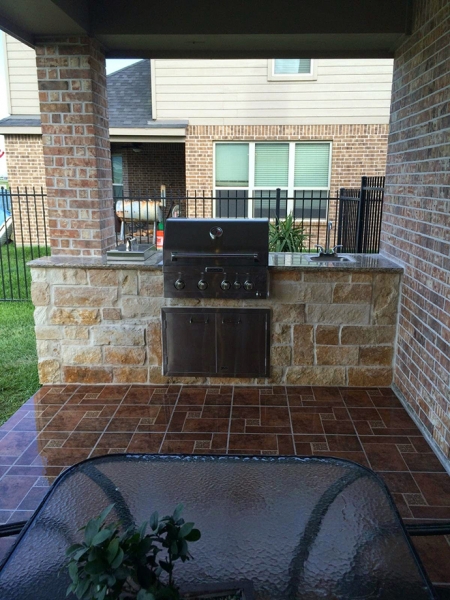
0;187;50;301
338;176;385;253
0;178;384;300
114;189;340;252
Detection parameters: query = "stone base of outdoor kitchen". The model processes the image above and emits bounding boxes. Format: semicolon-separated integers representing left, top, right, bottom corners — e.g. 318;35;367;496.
29;254;402;387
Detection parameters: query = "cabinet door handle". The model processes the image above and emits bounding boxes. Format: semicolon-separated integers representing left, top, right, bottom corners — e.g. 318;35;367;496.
189;317;209;324
222;318;241;325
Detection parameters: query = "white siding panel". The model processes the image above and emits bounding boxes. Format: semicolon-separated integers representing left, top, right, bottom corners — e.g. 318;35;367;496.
5;35;39;115
154;58;393;125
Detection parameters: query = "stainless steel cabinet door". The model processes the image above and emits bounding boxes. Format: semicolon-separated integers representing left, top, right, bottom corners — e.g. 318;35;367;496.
162;311;216;375
216;311;269;377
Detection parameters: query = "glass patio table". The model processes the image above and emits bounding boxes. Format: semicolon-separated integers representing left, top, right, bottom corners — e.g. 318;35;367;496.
0;454;436;599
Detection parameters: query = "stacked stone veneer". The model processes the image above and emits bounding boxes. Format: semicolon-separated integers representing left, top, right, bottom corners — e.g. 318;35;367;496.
4;134;48;245
380;0;450;459
31;265;400;386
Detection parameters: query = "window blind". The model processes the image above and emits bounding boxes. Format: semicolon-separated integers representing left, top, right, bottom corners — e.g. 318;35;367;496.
274;59;311;74
112;155;123;185
215;143;249;186
294;143;330;188
255;143;289;187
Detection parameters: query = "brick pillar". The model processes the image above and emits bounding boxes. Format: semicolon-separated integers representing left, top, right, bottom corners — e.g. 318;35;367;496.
36;37;115;256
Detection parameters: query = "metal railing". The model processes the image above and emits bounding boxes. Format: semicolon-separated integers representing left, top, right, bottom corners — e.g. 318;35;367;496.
113;189;340;252
0;187;50;301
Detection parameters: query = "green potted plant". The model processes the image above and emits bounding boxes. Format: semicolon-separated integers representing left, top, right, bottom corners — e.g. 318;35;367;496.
269;213;308;253
66;504;252;600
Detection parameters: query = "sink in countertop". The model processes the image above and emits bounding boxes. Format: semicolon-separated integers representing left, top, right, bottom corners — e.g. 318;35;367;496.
308;255;356;263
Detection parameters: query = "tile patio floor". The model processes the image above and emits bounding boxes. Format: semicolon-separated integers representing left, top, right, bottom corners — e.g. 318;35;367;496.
0;384;449;586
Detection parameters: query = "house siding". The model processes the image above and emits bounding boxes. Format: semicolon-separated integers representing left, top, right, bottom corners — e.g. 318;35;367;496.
380;0;450;461
4;34;40;115
154;59;393;125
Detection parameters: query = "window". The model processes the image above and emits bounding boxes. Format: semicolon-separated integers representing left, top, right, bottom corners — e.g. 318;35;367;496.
214;142;331;219
268;59;316;81
112;155;123;199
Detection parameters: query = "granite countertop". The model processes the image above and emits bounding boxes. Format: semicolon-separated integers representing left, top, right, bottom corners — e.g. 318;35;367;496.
29;252;403;273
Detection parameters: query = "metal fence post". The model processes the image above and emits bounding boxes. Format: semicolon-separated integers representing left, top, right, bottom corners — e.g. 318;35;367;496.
275;188;281;225
356;176;368;253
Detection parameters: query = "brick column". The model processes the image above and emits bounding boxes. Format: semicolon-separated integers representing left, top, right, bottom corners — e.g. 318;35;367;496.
36;37;115;256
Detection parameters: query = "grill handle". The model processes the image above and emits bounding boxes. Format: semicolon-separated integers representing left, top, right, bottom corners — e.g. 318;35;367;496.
171;252;260;261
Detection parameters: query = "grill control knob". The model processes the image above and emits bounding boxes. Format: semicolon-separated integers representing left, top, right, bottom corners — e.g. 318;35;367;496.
221;280;231;291
197;280;208;291
233;281;241;290
174;279;185;290
244;280;253;291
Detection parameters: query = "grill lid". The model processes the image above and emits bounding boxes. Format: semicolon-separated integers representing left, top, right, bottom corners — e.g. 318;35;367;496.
163;218;269;266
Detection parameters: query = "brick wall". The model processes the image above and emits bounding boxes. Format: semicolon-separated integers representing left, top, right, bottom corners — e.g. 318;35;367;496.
380;0;450;459
36;36;116;257
31;264;400;387
185;124;389;194
4;134;48;246
118;143;186;196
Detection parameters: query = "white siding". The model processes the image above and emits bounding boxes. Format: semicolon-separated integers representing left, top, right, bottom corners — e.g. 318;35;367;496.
154;59;393;125
4;35;39;115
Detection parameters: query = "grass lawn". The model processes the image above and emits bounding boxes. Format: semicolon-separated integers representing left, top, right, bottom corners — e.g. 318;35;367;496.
0;245;47;425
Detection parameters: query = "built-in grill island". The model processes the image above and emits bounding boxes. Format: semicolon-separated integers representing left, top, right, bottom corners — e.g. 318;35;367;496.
162;218;270;377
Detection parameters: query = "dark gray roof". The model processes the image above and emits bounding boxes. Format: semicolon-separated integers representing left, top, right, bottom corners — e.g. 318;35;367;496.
107;59;153;128
0;60;187;130
0;117;41;127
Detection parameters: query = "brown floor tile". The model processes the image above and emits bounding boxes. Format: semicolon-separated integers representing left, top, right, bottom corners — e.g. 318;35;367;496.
228;434;278;452
340;390;375;407
391;493;413;519
114;405;160;419
12;417;50;432
359;435;411;445
232;406;259;419
7;466;51;478
201;405;231;419
364;444;408;471
182;418;229;433
260;406;290;427
286;386;313;395
74;417;111;432
371;427;422;437
313;387;343;402
233;389;260;405
105;418;140;432
347;407;382;422
122;387;157;404
0;432;37;457
371;395;403;408
0;510;14;524
96;385;130;400
260;394;288;406
410;506;450;519
44;413;84;431
376;408;418;429
34;448;91;467
291;412;325;434
332;407;351;420
326;435;363;452
17;486;48;511
63;432;102;448
322;420;356;435
412;536;450;585
96;433;134;449
204;394;232;406
160;440;196;454
0;476;38;510
312;451;369;467
413;473;450;506
409;436;435;453
127;433;164;453
352;421;374;435
378;472;421;494
401;452;446;473
177;389;207;405
277;435;295;454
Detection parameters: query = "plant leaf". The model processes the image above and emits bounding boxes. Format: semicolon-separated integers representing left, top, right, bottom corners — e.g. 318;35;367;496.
105;538;119;564
84;518;99;545
172;503;183;522
179;522;194;538
92;528;113;547
184;528;201;542
110;547;124;569
97;504;115;526
149;511;159;531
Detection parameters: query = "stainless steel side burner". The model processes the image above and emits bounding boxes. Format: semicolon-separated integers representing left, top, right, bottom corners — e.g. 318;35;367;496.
163;218;269;299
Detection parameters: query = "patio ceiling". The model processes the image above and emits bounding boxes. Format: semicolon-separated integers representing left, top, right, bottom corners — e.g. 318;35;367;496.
0;0;412;58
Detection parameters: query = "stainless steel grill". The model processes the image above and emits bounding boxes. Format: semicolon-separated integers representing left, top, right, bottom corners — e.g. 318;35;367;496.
163;218;269;299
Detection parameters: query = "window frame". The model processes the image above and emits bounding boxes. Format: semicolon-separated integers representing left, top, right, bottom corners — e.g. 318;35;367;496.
111;154;124;199
267;59;317;81
213;141;332;219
